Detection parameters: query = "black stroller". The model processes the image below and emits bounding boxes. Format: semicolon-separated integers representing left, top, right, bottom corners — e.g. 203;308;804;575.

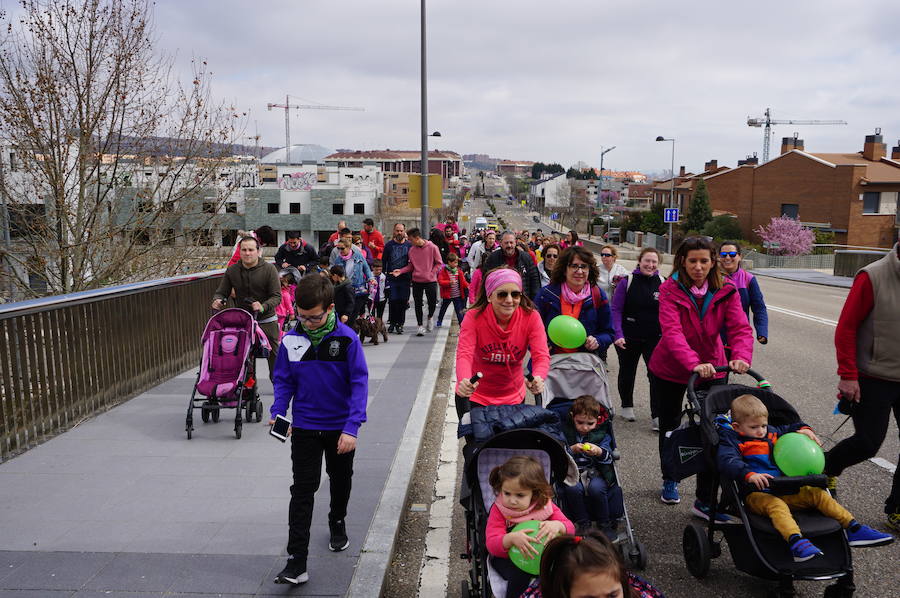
459;427;574;598
677;366;855;598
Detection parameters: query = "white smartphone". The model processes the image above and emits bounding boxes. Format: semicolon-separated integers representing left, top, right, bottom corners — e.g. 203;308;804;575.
269;414;291;442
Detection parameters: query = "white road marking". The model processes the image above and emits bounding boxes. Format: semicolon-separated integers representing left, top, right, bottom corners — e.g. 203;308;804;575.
416;376;459;598
767;305;838;327
869;457;897;474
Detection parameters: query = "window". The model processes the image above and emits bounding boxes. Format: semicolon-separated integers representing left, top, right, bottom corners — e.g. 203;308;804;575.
225;202;237;214
332;203;343;215
137;200;154;212
392;184;397;191
161;201;175;212
222;229;238;247
289;202;301;214
353;203;365;214
863;191;898;215
202;202;218;214
267;203;279;214
8;152;16;171
781;204;799;219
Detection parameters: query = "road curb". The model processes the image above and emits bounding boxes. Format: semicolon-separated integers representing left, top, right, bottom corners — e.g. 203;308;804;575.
346;322;451;598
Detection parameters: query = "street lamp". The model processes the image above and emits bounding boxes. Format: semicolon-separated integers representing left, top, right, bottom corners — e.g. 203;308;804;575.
419;0;440;232
655;136;675;254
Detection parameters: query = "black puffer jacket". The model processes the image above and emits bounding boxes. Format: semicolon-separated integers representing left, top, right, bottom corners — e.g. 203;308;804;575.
458;404;566;445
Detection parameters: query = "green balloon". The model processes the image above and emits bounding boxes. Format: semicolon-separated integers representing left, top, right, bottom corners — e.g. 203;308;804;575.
547;315;587;349
507;520;546;576
773;432;825;476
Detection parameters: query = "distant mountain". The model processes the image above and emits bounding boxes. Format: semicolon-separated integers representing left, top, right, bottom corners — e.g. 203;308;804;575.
95;134;277;159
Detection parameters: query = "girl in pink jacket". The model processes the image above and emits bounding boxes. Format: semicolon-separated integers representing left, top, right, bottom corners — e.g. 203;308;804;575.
455;268;550;411
648;237;753;515
485;456;574;598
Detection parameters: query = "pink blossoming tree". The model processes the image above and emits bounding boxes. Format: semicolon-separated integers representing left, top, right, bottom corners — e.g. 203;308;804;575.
754;216;815;256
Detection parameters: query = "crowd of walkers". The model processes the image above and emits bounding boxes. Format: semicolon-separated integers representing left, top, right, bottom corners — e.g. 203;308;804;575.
210;214;899;592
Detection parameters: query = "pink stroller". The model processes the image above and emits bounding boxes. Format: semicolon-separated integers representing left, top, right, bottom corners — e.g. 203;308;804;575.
185;308;271;439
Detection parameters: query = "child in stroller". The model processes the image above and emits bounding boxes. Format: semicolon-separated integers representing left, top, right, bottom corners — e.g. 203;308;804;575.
555;395;624;537
718;394;893;562
485;455;574;598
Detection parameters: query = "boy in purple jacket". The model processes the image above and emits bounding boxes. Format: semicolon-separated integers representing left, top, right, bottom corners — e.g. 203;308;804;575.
269;274;369;585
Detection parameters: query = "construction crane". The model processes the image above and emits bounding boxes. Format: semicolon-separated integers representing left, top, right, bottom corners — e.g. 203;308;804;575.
266;95;364;164
747;107;846;163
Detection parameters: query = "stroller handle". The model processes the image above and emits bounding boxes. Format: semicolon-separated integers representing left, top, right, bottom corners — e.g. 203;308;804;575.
525;373;543;407
686;366;767;412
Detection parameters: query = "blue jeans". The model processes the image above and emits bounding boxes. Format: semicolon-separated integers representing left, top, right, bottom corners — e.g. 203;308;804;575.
437;296;465;325
561;474;624;526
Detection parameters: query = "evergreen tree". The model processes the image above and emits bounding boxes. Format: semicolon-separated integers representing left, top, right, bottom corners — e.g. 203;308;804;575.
566;167;579;179
685;178;713;233
531;162;546;179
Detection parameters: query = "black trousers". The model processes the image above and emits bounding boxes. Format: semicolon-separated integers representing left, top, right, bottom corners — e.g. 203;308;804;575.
491;555;534;598
388;300;407;327
374;299;386;319
648;372;715;503
411;281;438;326
825;376;900;514
613;337;659;413
287;429;355;559
350;294;369;322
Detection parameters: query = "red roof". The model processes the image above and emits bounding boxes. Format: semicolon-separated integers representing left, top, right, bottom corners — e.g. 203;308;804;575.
324;150;461;160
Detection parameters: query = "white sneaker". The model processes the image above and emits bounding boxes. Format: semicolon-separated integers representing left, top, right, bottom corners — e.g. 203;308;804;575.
651;417;659;432
620;407;636;421
426;317;434;332
416;326;426;336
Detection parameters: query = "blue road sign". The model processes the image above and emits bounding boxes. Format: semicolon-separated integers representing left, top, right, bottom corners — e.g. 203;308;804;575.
664;208;680;223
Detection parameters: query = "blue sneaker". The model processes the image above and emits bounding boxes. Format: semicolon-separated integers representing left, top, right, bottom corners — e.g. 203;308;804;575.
660;480;680;504
790;538;823;562
691;500;741;525
846;524;894;547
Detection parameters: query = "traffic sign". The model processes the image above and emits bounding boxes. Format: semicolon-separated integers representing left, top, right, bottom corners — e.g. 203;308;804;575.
664;208;680;223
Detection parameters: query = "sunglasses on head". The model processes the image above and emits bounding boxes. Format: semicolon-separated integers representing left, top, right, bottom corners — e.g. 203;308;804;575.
495;290;522;299
720;251;738;258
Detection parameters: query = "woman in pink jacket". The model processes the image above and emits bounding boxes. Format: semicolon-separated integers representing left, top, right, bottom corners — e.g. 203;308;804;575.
648;236;753;516
455;268;550;416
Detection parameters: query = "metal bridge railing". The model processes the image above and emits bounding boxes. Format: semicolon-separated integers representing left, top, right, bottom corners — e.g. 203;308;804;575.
0;271;223;462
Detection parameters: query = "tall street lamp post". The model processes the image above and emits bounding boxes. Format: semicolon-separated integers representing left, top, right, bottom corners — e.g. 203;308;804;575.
655;136;675;254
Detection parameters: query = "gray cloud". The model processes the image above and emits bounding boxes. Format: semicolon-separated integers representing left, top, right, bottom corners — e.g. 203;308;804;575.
148;0;900;172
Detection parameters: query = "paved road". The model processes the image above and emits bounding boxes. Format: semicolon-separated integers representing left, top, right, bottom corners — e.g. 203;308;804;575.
437;199;899;597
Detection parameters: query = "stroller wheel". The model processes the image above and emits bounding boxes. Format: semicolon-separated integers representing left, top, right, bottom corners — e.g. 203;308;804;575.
201;406;210;423
823;583;854;598
245;402;253;423
235;421;242;439
683;522;711;578
627;540;649;570
460;580;471;598
212;408;220;423
254;400;263;423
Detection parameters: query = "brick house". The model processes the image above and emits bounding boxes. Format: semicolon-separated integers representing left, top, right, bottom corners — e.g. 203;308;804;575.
705;133;900;248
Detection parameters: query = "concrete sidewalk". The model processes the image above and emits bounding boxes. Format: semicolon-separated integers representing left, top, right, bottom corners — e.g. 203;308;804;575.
0;307;449;597
749;268;853;288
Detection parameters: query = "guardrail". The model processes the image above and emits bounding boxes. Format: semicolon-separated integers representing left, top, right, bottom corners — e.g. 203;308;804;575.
0;271;223;462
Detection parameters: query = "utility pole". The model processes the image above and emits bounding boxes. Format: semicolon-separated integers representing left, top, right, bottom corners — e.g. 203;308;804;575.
420;0;428;232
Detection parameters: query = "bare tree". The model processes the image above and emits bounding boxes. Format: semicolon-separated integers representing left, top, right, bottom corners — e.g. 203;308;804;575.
0;0;245;298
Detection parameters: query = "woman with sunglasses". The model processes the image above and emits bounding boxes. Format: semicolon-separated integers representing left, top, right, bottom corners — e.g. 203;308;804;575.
648;237;753;514
534;246;614;356
537;243;561;287
455;268;549;409
597;245;629;302
718;241;769;345
456;267;550;406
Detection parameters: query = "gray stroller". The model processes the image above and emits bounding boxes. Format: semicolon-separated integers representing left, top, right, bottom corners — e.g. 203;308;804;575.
543;352;648;569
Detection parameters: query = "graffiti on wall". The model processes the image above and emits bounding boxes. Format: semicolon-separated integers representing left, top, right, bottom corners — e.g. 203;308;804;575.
279;171;317;191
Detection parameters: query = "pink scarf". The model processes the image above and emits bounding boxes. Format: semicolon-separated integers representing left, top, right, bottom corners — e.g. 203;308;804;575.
560;282;591;306
690;280;709;298
493;497;554;524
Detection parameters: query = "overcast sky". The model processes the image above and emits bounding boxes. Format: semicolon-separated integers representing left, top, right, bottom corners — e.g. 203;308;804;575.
151;0;900;174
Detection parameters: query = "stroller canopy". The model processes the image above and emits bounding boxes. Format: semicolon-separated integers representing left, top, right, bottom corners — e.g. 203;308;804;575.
543;352;611;411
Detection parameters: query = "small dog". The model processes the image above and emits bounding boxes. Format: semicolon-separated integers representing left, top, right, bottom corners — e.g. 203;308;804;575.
355;314;388;345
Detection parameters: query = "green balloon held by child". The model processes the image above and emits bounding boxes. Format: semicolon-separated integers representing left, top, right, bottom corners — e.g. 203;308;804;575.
547;315;587;349
507;520;547;575
773;432;825;476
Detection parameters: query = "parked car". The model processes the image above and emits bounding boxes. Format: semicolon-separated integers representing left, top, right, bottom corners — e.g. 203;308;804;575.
483;210;492;217
604;228;621;243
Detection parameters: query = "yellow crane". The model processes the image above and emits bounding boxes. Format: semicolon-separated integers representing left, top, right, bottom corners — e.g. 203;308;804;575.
266;95;364;164
747;107;846;163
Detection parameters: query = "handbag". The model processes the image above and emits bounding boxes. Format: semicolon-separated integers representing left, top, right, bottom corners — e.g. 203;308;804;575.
661;411;709;482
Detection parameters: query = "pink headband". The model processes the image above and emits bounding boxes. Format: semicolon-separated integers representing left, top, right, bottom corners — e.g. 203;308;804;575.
485;268;522;298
